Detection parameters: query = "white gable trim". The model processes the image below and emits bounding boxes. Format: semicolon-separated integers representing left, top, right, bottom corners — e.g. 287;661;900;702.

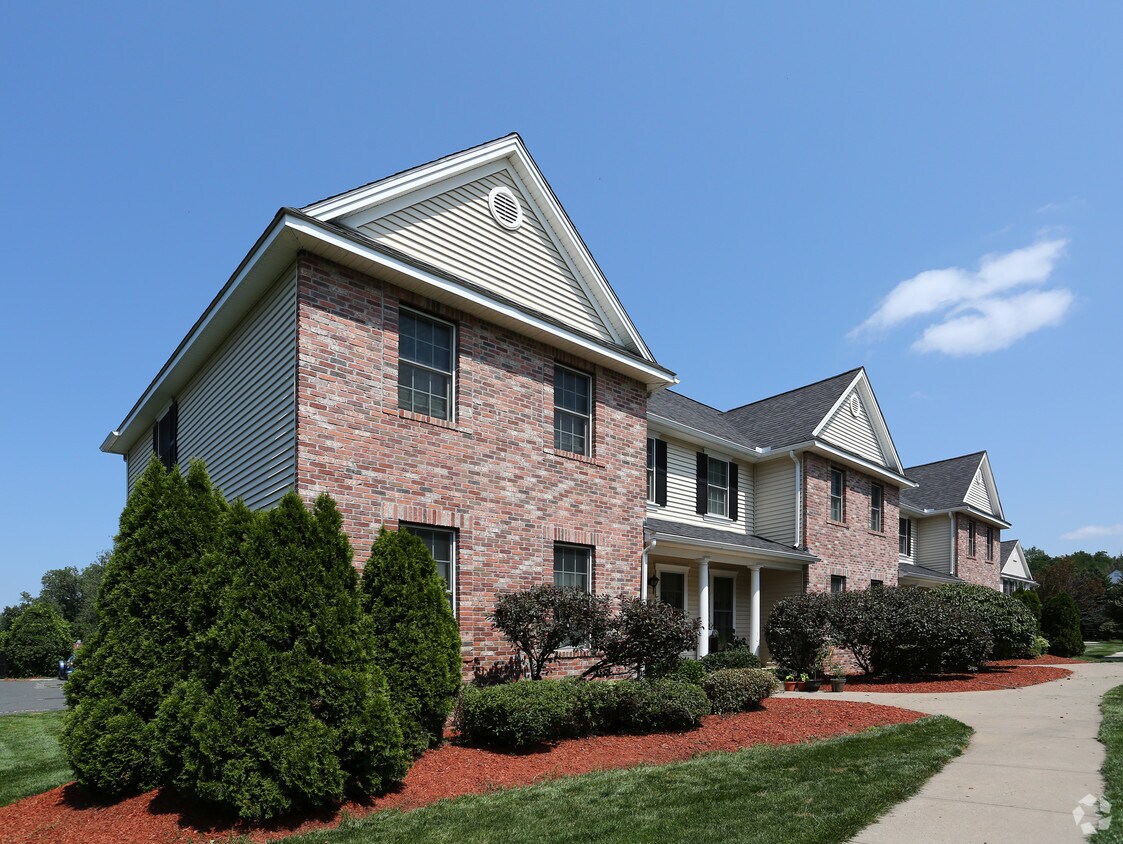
811;370;905;473
302;135;654;362
971;453;1006;521
1001;540;1034;581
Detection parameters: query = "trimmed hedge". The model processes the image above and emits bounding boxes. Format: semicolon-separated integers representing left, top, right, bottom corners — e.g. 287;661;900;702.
664;658;707;686
700;645;761;672
932;584;1037;659
764;592;831;675
702;668;777;714
1043;593;1085;657
454;679;710;749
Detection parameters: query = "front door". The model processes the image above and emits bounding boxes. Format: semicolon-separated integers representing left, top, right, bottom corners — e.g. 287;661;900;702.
712;575;735;649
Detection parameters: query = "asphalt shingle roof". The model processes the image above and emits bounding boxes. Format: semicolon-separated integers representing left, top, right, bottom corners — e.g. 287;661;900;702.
648;368;862;452
900;452;986;512
645;517;818;560
1000;539;1018;566
898;563;964;584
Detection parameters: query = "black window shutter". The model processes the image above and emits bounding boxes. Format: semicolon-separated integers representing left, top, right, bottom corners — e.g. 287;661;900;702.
728;462;739;521
695;452;708;515
152;421;159;459
167;400;179;468
655;439;668;507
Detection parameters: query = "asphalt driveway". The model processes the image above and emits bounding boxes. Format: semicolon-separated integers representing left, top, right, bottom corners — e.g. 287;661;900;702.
0;678;67;714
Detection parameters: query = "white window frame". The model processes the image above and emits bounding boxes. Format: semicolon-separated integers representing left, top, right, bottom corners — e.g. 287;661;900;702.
869;483;883;532
899;517;913;558
401;523;457;616
986;525;995;561
397;307;456;422
553;542;593;593
967;519;977;557
708;570;738;647
655;563;689;614
830;466;846;522
553;364;592;456
646;436;657;504
706;455;731;519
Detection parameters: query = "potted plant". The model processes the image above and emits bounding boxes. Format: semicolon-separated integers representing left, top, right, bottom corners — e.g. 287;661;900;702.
802;671;821;692
797;672;813;691
783;672;798;692
828;658;847;692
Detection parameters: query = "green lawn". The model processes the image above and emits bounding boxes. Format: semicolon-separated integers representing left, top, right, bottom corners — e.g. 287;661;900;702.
279;716;971;844
1080;641;1123;661
0;710;72;807
1093;684;1123;842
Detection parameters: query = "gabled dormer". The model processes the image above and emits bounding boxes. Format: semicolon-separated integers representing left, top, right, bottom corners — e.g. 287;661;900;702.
1000;539;1037;593
901;451;1009;527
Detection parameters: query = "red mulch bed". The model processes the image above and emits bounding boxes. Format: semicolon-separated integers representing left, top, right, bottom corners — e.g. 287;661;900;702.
0;698;922;844
988;654;1083;666
844;663;1072;693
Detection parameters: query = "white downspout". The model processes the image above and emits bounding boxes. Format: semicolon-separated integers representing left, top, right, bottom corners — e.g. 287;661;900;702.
948;512;957;576
641;539;656;601
789;451;803;548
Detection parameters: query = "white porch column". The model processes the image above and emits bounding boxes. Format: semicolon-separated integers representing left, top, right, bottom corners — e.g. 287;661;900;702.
749;566;762;657
697;556;710;657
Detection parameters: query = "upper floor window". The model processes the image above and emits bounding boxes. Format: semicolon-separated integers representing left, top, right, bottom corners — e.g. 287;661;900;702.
831;575;847;593
647;438;656;502
553;365;591;455
986;525;995;561
869;483;884;532
153;400;178;470
646;437;668;506
967;519;977;557
695;453;738;520
402;524;456;613
398;309;455;420
829;467;846;522
899;517;913;556
553;543;592;593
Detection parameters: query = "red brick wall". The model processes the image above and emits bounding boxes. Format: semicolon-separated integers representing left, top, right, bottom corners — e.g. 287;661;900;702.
802;453;900;591
293;253;649;677
953;514;1002;590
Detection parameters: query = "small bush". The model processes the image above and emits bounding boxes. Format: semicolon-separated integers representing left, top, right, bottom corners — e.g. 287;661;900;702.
1029;635;1050;658
664;658;707;686
0;602;72;678
702;668;777;713
491;586;611;680
611;679;710;732
765;593;831;675
586;597;700;679
823;589;882;675
933;584;1037;659
454;681;578;749
1042;593;1085;657
700;645;761;672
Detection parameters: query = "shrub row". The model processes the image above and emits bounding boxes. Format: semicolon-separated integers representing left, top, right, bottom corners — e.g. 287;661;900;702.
453;678;710;749
766;584;1037;678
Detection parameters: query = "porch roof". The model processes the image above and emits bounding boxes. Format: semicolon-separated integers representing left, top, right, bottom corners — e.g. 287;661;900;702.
645;518;818;564
897;562;964;585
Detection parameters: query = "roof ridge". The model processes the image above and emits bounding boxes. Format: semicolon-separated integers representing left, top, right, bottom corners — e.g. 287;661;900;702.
906;450;987;472
723;367;864;414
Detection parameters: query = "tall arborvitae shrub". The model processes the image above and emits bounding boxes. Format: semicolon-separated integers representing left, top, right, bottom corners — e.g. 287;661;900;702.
62;458;226;796
1042;593;1085;657
1013;589;1043;629
162;493;407;820
361;527;462;758
0;601;73;678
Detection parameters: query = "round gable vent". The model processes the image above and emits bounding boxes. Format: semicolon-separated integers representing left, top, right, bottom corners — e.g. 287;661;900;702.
488;186;524;230
849;394;861;417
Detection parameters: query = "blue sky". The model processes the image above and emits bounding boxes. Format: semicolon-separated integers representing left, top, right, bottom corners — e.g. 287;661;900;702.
2;3;1120;608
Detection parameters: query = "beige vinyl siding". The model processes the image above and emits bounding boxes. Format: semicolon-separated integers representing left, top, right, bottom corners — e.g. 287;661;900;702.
916;516;952;573
819;391;887;466
656;435;753;534
126;435;152;491
125;269;298;511
360;169;613;343
754;458;796;545
965;467;993;513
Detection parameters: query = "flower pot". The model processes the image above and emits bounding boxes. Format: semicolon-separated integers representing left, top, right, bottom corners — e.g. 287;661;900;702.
803;679;822;692
783;681;798;692
830;678;846;693
795;681;806;691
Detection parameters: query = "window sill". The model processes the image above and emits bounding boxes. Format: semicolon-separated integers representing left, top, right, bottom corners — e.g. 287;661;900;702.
544;447;604;468
827;520;849;529
384;407;467;433
703;514;735;525
646;502;663;511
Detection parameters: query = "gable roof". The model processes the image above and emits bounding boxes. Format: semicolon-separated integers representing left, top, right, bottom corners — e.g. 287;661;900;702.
301;133;655;363
1000;539;1037;583
902;451;1007;524
648;368;909;481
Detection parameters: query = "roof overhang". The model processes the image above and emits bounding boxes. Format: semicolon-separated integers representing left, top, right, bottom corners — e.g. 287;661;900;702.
103;209;677;456
899;503;1011;530
898;564;964;586
792;441;917;488
647;415;768;462
645;530;817;569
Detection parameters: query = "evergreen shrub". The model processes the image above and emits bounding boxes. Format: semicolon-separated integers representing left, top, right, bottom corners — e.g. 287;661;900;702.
454;680;579;748
932;584;1037;659
0;601;72;678
1042;593;1085;657
361;527;462;757
664;658;707;686
700;644;761;672
702;668;777;713
1012;589;1043;627
764;592;831;675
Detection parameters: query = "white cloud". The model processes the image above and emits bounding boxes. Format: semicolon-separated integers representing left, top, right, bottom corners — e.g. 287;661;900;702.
850;238;1072;355
1061;524;1123;541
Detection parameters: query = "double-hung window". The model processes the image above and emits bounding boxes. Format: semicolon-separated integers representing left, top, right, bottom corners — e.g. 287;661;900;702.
986;526;995;561
707;458;730;517
398;309;455;420
831;575;847;593
553;365;591;455
553;543;592;593
402;524;456;613
967;520;977;557
869;483;883;532
711;575;735;648
647;437;657;503
830;467;846;522
153;400;179;470
899;517;913;556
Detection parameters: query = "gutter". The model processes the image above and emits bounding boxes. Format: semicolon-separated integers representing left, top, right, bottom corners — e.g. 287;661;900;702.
789;450;803;548
949;512;957;576
900;504;1011;530
640;538;656;601
647;531;818;564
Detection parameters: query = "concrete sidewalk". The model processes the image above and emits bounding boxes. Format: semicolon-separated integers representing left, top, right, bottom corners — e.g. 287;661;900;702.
790;662;1123;843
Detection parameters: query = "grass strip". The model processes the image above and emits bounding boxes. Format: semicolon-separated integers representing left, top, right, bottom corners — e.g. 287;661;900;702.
0;710;71;807
280;715;971;844
1093;684;1123;842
